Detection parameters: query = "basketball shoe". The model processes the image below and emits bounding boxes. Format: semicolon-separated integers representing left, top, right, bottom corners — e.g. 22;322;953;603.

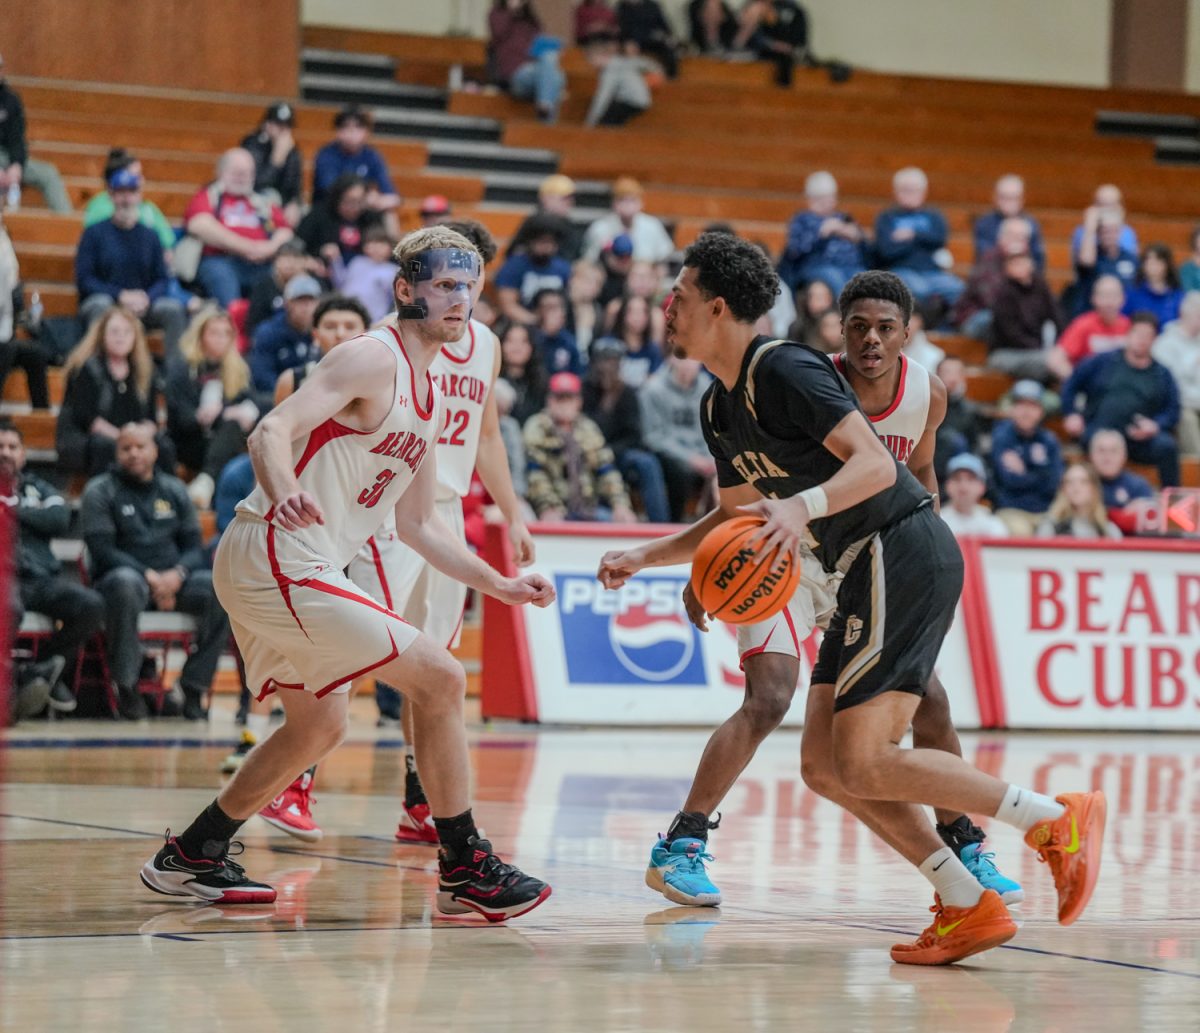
890;890;1018;966
259;769;322;842
1024;790;1106;925
937;817;1023;905
221;731;256;774
436;836;551;922
140;832;277;904
396;801;439;844
645;836;721;907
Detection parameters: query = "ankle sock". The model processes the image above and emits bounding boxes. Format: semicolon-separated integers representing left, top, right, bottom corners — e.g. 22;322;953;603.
404;752;427;808
919;847;984;909
994;784;1066;832
433;809;480;859
176;799;244;860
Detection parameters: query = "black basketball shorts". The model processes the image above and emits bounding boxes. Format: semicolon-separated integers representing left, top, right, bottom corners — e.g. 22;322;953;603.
810;504;964;712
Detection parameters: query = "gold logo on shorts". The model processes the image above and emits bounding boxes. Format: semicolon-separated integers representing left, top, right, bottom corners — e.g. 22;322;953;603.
844;616;864;646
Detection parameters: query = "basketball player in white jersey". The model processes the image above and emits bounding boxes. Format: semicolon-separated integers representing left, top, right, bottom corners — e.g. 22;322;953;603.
141;229;555;920
601;294;1021;909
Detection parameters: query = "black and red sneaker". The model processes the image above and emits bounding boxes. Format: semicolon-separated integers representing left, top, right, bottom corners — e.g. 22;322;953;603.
436;836;551;922
140;832;277;904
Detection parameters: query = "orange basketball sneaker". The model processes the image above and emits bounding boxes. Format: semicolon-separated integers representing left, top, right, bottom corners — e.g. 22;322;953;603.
891;890;1018;966
1024;790;1106;925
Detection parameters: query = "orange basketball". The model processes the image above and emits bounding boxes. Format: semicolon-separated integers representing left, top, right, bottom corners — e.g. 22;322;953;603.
690;516;799;625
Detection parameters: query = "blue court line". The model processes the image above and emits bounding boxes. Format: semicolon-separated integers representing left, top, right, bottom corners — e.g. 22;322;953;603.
2;736;528;750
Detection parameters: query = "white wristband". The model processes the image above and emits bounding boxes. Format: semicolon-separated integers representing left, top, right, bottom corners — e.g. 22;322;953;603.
798;486;829;519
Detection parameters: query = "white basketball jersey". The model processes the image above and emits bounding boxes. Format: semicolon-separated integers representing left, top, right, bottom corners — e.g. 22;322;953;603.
433;318;496;501
237;325;439;570
834;352;930;464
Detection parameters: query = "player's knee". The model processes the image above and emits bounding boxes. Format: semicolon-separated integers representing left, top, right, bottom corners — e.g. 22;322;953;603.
742;688;792;739
742;656;797;738
799;750;841;800
834;750;891;800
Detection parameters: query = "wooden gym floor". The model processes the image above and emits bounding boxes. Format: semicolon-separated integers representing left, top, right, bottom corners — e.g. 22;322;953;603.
2;702;1198;1032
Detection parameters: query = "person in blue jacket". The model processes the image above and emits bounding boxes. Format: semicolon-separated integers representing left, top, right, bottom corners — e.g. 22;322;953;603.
990;379;1063;536
246;274;321;400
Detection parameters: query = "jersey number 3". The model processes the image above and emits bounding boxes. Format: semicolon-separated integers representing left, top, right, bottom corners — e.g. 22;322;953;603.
358;469;397;509
438;408;470;447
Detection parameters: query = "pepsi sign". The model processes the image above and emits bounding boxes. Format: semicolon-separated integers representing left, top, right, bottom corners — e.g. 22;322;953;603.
556;574;708;686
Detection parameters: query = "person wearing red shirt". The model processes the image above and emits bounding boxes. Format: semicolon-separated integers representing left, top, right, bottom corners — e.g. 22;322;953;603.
1048;273;1130;381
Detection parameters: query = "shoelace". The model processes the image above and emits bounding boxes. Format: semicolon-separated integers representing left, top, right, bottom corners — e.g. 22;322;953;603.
910;898;948;947
966;848;1002;874
682;842;715;871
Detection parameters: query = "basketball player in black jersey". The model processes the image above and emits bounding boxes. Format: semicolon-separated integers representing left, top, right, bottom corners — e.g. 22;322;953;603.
599;235;1105;965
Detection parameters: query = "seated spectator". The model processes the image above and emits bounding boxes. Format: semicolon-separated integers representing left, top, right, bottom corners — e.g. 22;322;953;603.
874;167;963;316
760;241;798;338
639;355;714;521
899;308;944;371
611;294;663;387
489;378;529;500
1070;183;1138;263
213;451;255;542
273;294;370;403
988;250;1061;381
1;418;104;712
498;320;548;425
240;102;303;226
76;166;187;360
330;225;398;325
1047;274;1130;382
0;211;50;409
531;288;582;374
583;177;675;265
973;174;1045;269
788;278;836;346
83;149;176;255
247;239;310;336
1071;212;1137;316
940;454;1008;538
778;171;867;295
616;0;678;78
582;337;670;522
989;379;1063;536
312;106;400;216
576;0;620;44
57;307;174;476
1152;290;1200;457
598;234;636;306
419;194;452;227
489;2;566;123
510;174;584;262
1123;243;1183;327
953;216;1032;341
1037;462;1122;540
569;260;606;355
584;36;658;128
688;0;739;53
810;307;843;355
184;148;294;309
602;260;666;333
297;174;382;272
1062;311;1181;488
495;215;572;324
247;274;321;397
1088;428;1155;535
80;423;229;721
732;0;809;87
0;57;71;212
933;355;982;482
165;308;259;509
524;371;636;522
1180;225;1200;293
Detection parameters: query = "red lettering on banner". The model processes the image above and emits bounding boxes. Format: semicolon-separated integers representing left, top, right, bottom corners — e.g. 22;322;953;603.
1030;570;1065;630
1180;575;1200;636
1095;644;1136;708
1149;648;1187;708
1119;573;1165;634
1037;643;1082;707
1077;570;1106;632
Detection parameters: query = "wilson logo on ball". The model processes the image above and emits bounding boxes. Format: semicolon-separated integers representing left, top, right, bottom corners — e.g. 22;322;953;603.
691;516;799;625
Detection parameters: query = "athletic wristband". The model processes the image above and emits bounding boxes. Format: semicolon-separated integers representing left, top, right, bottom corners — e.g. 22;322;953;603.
798;486;829;520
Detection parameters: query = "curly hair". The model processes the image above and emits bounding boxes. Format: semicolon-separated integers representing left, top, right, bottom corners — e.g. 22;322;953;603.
444;219;499;265
681;232;779;323
838;270;914;323
313;293;370;331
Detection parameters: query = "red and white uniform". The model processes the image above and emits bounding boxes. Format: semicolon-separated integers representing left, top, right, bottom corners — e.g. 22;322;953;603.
213;326;439;699
349;319;497;649
736;353;932;664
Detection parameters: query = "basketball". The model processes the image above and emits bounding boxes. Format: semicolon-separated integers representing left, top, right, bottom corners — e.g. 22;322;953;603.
691;516;799;625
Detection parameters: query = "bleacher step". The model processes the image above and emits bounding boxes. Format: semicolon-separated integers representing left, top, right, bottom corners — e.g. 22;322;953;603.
1155;136;1200;165
370;104;502;144
300;72;446;112
301;47;398;81
426;140;557;177
1095;109;1198;139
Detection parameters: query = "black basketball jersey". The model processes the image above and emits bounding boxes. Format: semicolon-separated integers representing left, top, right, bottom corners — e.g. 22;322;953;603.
700;337;931;572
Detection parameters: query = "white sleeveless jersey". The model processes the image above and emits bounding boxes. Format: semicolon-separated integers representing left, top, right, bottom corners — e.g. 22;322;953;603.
432;318;496;501
237;325;439;570
834;352;930;464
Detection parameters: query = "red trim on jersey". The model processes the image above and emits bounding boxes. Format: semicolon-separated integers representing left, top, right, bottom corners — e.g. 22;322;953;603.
441;323;476;365
781;606;801;654
303;577;409;624
265;521;311;641
366;536;394;610
833;352;908;424
293;418;366;478
313;630;401;698
256;678;305;702
738;625;775;670
387;325;436;421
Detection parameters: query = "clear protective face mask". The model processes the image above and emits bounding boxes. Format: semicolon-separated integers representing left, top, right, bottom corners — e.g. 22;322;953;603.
396;248;481;322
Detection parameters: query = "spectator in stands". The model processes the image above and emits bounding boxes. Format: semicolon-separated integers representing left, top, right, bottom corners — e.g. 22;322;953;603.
57;307;174;476
602;259;665;332
247;274;321;397
498;320;548;425
569;260;606;356
688;0;739;53
0;56;71;213
83;149;176;256
272;294;370;401
778;171;867;296
973;174;1045;269
933;355;981;482
902;308;945;371
583;177;675;265
1088;429;1155;535
240;102;303;226
1037;462;1122;540
531;288;582;374
330;224;398;324
990;379;1063;536
640;355;715;521
490;377;529;499
1153;290;1200;457
165;308;259;509
495;214;572;324
297;174;383;273
0;211;50;410
582;337;670;522
617;0;678;77
1047;274;1130;382
246;239;310;336
510;174;584;262
988;250;1061;381
419;195;452;227
1180;226;1200;292
810;308;844;355
214;451;255;544
953;216;1033;341
1;418;104;712
874;167;963;316
1070;183;1138;263
312;106;400;215
80;422;228;721
76;166;187;360
611;294;663;387
576;0;620;44
1071;212;1138;317
788;278;835;346
939;454;1008;538
490;2;567;123
184;148;294;309
597;234;635;306
584;36;658;128
733;0;809;87
1062;311;1181;488
1123;243;1183;327
524;370;636;522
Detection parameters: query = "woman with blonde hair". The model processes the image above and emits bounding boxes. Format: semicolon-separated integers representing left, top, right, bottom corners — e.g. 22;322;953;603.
165;307;259;508
57;306;172;475
1037;462;1123;539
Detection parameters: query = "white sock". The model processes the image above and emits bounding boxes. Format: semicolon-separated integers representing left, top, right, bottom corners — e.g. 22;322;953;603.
246;712;270;742
919;847;984;909
994;783;1065;832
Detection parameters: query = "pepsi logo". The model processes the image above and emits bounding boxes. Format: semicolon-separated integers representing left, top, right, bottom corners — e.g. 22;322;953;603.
610;604;696;682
